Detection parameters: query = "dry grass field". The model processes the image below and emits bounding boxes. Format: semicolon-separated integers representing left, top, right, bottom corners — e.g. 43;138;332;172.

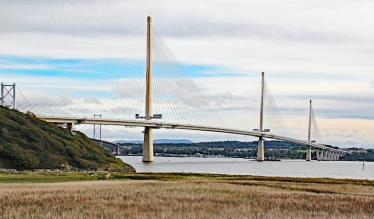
0;173;374;218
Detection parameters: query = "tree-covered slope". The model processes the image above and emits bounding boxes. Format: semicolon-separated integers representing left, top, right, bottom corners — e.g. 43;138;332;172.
0;106;135;171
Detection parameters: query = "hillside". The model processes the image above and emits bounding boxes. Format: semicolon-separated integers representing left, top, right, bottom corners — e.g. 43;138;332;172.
0;106;135;171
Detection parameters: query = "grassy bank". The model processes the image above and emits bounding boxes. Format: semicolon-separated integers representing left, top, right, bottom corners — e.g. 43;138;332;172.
0;174;374;218
1;171;374;185
1;172;374;218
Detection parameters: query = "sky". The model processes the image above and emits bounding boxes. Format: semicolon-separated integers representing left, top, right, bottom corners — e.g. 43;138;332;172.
0;0;373;148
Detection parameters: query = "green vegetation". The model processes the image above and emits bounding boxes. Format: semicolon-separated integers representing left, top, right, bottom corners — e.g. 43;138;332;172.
118;141;374;161
341;149;374;161
118;141;315;159
0;106;135;171
1;172;374;186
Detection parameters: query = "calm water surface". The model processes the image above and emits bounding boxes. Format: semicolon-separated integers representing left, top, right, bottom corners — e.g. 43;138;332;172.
119;156;374;180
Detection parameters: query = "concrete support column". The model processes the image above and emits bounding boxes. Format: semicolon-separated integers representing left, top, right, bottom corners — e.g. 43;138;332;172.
143;127;154;161
257;136;264;161
117;146;120;156
67;123;74;131
306;146;312;161
323;151;329;161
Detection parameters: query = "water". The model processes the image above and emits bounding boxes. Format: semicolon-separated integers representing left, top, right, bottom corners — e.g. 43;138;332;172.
118;156;374;180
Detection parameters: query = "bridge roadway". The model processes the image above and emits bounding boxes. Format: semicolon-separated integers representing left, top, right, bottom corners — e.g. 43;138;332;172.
40;116;344;153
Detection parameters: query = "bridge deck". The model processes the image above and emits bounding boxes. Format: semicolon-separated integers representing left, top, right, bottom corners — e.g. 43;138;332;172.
40;116;344;153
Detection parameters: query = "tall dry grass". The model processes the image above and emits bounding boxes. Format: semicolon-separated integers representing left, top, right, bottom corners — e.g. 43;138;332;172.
0;179;373;218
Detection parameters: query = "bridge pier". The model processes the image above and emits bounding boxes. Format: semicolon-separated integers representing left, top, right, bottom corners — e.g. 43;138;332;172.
333;152;339;160
323;151;329;161
67;123;74;131
116;145;120;156
306;146;311;161
331;151;336;160
257;136;264;161
142;127;154;162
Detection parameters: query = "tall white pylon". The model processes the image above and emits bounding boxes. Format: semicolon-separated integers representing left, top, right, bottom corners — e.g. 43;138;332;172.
306;100;312;161
257;72;265;161
142;16;154;162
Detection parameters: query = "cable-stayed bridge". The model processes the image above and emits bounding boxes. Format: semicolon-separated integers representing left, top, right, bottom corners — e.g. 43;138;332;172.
1;16;345;162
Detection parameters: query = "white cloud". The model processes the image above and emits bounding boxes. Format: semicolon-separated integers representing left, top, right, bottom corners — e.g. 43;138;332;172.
1;0;374;147
84;96;101;104
108;106;137;115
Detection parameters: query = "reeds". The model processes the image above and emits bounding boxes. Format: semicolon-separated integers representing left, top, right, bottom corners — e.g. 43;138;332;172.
1;178;373;218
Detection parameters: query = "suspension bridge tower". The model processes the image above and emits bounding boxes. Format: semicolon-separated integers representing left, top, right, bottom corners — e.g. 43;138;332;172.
306;100;312;161
1;82;16;109
257;72;265;161
142;16;154;162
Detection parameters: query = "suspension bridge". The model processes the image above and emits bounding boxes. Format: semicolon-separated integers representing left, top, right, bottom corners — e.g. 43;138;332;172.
0;16;345;162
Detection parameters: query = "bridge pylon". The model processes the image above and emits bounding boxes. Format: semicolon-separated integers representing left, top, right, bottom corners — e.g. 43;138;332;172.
257;72;265;161
306;100;312;161
142;16;154;162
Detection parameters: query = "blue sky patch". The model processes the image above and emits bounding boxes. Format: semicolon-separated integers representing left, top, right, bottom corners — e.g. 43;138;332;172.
0;56;245;80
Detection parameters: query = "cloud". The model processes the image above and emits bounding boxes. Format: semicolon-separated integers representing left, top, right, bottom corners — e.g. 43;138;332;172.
78;108;93;114
1;0;372;44
108;106;137;115
84;96;101;104
175;78;200;93
1;0;374;148
112;80;145;99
